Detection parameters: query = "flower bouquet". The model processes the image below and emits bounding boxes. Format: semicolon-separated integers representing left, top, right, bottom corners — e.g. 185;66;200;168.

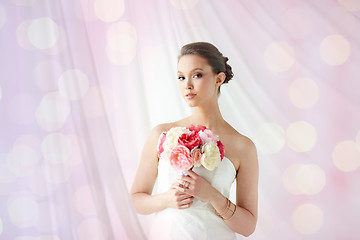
157;124;225;172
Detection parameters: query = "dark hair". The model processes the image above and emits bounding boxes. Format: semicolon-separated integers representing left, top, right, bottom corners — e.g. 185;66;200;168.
178;42;234;95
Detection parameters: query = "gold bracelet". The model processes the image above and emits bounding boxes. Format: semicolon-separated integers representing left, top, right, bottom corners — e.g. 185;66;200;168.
223;203;236;220
215;198;237;220
215;198;229;217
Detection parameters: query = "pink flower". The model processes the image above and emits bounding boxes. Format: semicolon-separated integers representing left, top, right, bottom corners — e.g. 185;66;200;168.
157;132;167;158
217;141;225;160
188;124;207;133
170;145;193;172
178;131;201;150
191;147;202;167
199;129;218;145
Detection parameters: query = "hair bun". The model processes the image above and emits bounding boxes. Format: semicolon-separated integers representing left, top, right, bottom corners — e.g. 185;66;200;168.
223;57;233;84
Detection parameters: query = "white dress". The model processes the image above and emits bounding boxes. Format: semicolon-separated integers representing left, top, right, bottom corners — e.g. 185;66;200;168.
148;156;237;240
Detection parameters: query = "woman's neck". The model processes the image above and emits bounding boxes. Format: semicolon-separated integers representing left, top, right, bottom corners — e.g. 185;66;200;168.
187;101;224;130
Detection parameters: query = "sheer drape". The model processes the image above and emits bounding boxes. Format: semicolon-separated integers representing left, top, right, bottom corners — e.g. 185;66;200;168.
0;0;359;239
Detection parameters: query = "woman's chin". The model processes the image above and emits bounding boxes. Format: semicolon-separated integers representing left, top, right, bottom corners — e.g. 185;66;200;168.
185;101;197;108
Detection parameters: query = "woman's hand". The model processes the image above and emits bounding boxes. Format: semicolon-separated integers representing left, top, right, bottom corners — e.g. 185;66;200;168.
176;169;217;203
165;182;194;209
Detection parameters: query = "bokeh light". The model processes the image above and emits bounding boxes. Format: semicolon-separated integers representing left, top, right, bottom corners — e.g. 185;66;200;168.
333;140;360;172
292;203;323;235
337;0;360;11
283;163;326;195
35;92;70;131
288;77;319;109
295;164;326;195
58;69;90;101
264;41;295;72
27;17;60;50
254;122;285;154
7;144;41;176
94;0;125;22
7;192;39;228
286;121;317;152
106;21;137;65
356;131;360;145
41;133;72;164
283;164;303;195
320;34;350;66
42;26;67;55
170;0;199;9
77;218;109;240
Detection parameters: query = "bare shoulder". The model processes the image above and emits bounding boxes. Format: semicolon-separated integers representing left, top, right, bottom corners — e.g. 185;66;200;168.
221;124;258;170
150;120;184;140
152;121;181;133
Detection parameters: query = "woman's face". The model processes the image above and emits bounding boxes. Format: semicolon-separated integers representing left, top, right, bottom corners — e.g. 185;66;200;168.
177;54;223;107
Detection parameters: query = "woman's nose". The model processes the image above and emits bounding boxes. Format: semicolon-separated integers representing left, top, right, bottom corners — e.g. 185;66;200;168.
186;79;193;89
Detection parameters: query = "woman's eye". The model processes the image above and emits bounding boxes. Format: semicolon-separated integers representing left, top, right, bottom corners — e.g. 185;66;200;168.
178;76;185;81
193;73;202;78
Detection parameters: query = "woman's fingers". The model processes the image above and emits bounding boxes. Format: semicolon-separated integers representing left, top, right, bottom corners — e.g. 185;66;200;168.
183;169;198;178
177;196;193;209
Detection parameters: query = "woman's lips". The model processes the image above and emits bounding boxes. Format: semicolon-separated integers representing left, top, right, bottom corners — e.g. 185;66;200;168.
185;93;196;99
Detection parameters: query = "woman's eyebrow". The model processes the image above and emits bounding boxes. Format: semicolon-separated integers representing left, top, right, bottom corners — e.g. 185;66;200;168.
177;68;204;74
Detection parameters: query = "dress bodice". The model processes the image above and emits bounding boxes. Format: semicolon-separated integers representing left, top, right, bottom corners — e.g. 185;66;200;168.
148;156;237;240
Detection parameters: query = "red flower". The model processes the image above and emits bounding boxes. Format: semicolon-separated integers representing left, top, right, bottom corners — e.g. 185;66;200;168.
188;124;207;134
217;140;225;160
178;131;201;150
157;132;166;157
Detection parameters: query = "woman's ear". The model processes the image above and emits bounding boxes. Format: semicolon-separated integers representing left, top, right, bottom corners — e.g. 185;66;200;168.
216;72;226;86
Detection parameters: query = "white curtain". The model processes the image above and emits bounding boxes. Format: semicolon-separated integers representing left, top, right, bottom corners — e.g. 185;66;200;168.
0;0;359;239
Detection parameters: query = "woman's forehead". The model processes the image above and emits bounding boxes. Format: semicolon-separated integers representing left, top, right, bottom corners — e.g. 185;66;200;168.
177;54;211;72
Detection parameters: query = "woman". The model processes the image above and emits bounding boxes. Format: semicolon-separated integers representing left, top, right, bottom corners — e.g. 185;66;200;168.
131;42;258;239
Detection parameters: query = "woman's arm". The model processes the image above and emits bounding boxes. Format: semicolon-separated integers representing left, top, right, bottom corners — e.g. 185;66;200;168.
130;124;194;215
177;136;258;236
212;137;259;236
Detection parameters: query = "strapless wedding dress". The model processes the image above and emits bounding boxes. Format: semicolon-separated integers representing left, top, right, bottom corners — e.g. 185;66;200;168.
148;156;237;240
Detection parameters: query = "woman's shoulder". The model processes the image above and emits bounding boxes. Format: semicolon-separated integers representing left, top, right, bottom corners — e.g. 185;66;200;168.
150;120;184;138
152;119;189;133
222;123;257;163
230;128;255;150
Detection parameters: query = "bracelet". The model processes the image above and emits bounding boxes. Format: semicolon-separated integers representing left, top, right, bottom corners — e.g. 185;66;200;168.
214;198;236;220
223;203;236;220
215;198;229;217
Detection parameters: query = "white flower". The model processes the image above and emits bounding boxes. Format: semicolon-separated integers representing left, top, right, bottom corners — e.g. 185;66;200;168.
201;143;221;171
161;127;188;159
